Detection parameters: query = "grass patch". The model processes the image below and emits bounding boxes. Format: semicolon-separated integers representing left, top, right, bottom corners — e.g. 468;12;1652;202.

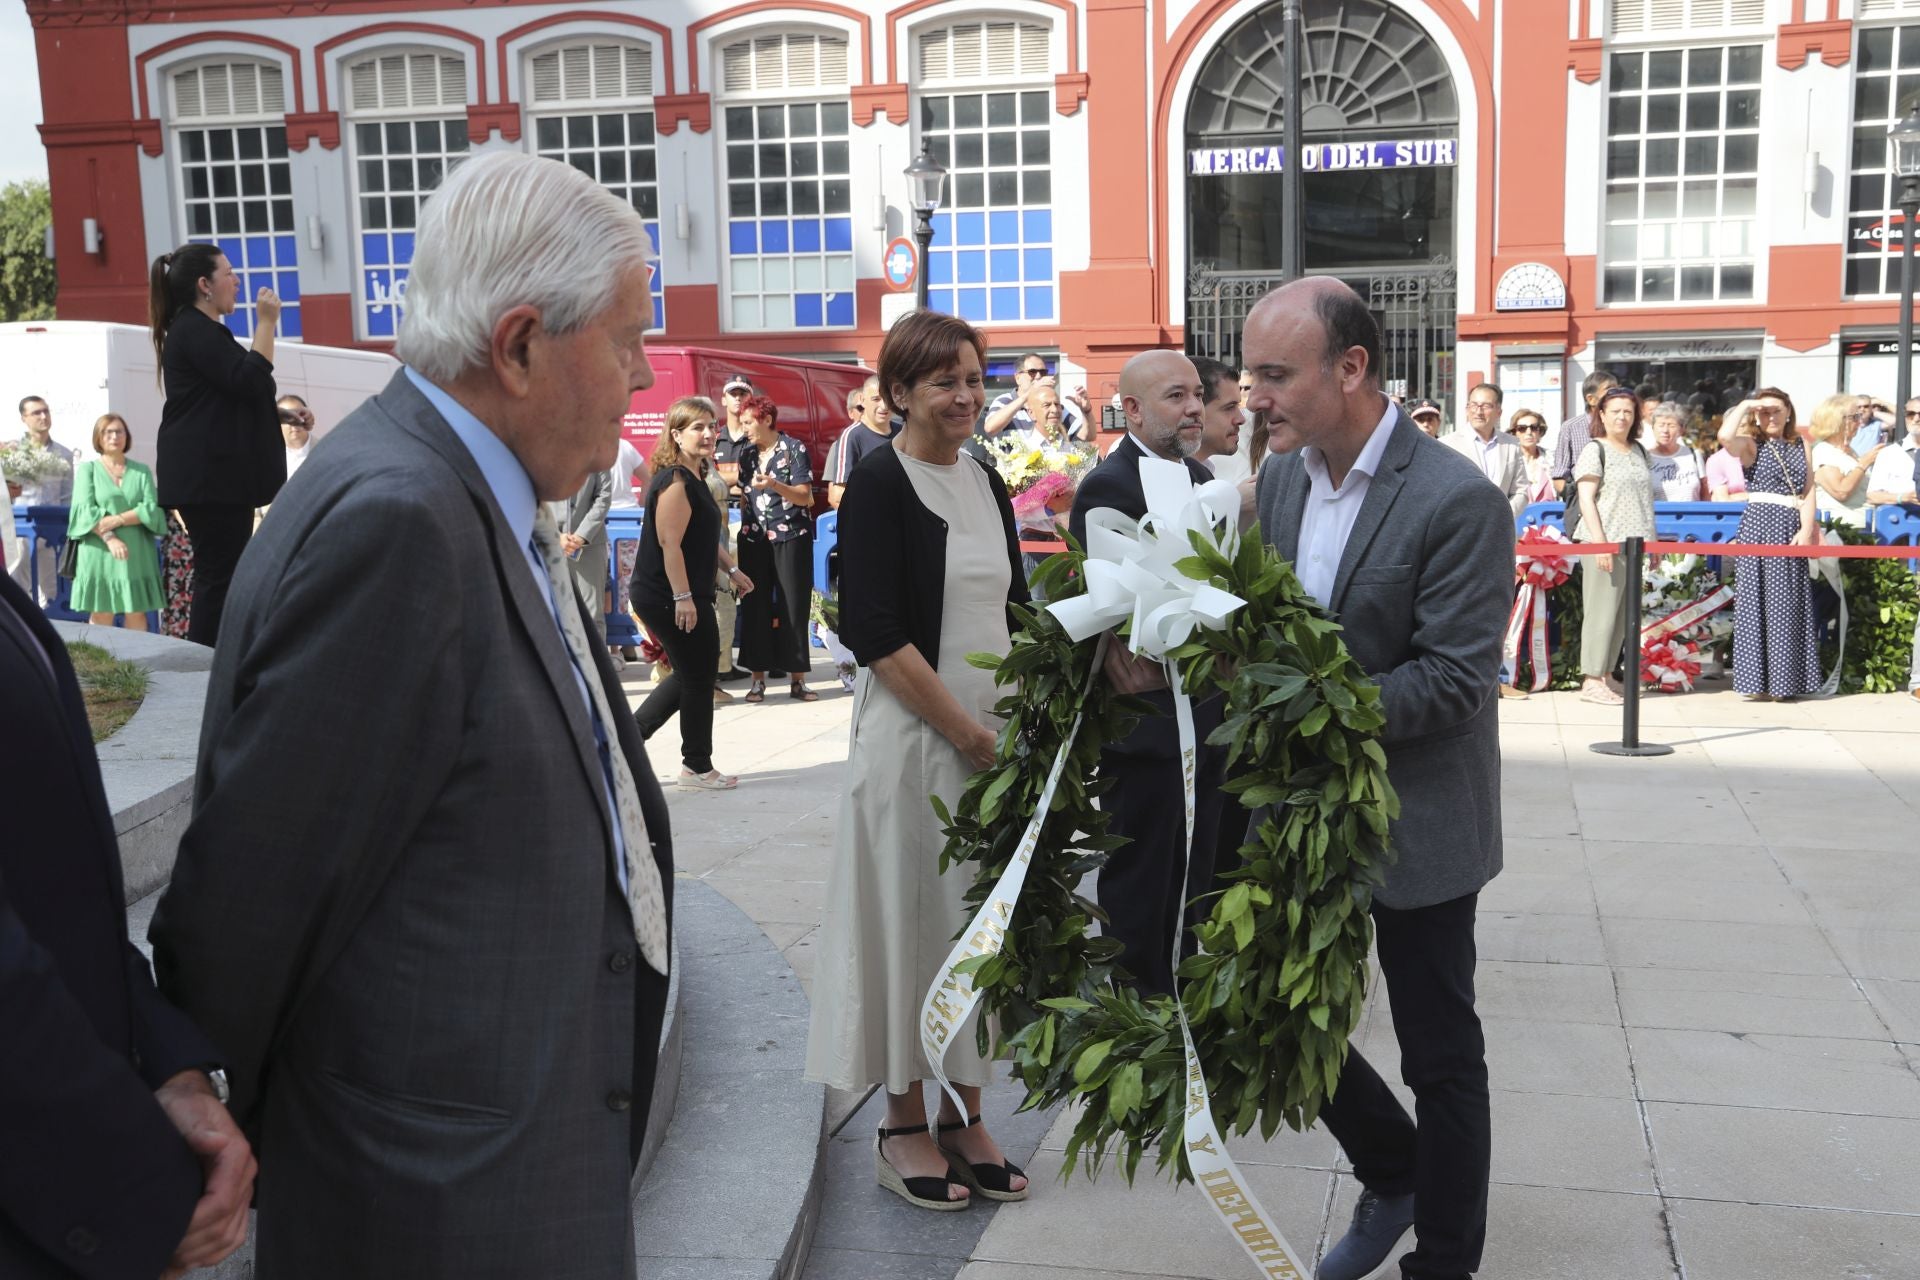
66;641;150;742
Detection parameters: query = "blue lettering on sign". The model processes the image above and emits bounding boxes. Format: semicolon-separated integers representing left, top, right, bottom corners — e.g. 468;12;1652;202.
1188;138;1457;176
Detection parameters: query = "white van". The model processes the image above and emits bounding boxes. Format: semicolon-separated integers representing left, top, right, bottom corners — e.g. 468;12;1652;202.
0;320;396;473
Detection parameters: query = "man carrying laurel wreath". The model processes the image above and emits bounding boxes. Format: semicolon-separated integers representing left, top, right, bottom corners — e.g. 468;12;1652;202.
1068;349;1232;997
1248;278;1514;1280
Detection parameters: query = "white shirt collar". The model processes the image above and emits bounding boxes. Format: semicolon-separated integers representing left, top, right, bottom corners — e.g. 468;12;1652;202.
1303;396;1398;495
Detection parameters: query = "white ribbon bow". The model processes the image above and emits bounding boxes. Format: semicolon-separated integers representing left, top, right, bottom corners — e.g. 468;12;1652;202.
1047;457;1249;654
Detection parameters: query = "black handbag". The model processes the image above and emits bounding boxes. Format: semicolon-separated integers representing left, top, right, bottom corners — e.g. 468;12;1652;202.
55;537;79;579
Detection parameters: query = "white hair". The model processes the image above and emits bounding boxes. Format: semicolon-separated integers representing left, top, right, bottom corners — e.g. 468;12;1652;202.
1648;400;1686;427
394;151;656;383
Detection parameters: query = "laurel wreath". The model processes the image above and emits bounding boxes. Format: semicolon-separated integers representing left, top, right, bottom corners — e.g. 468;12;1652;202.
934;527;1398;1185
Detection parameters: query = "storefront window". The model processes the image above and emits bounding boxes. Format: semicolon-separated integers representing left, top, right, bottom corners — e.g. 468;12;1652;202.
1602;46;1761;305
1843;24;1920;297
1596;338;1760;432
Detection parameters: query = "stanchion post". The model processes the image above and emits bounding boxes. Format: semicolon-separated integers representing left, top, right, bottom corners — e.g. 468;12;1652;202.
1591;535;1674;758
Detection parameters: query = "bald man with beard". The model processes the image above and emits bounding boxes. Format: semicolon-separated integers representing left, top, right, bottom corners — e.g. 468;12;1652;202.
1067;350;1231;996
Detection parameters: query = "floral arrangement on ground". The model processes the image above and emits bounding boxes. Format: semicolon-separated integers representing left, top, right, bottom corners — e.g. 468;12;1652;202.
935;528;1398;1184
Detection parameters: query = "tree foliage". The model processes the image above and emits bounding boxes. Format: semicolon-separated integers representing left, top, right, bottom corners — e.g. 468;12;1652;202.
938;527;1396;1185
0;179;56;322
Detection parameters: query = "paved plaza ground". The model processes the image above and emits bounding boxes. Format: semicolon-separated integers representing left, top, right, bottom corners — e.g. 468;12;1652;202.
621;658;1920;1280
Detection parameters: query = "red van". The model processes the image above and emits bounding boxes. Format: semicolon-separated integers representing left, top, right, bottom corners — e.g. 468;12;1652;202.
623;346;872;508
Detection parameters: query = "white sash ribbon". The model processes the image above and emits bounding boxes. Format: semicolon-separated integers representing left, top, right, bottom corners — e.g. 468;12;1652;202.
920;457;1305;1279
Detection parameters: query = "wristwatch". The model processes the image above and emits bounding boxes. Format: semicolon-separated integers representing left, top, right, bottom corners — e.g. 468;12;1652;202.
202;1067;231;1105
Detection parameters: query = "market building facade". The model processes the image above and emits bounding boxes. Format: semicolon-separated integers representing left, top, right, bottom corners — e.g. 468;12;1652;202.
26;0;1920;423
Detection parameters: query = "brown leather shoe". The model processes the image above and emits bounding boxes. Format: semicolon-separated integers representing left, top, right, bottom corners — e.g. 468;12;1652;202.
1498;683;1530;700
713;685;735;706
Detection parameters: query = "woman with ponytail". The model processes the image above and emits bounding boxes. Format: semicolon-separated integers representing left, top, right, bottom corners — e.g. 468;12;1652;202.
150;244;283;644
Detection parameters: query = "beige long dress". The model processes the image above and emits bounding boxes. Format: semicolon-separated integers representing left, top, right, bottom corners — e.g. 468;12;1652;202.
805;450;1011;1093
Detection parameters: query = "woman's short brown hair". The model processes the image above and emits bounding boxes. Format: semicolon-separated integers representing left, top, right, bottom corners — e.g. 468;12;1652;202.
1749;386;1798;438
877;310;987;418
651;396;717;473
91;413;131;453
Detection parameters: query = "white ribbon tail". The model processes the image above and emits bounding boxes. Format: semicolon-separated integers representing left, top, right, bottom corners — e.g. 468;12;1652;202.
919;634;1110;1122
1169;671;1308;1280
1812;537;1847;697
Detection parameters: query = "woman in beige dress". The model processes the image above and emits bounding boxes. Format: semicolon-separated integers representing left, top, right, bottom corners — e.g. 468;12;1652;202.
804;310;1031;1210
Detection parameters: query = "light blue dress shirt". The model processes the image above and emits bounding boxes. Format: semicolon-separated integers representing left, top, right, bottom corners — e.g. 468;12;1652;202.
404;367;630;892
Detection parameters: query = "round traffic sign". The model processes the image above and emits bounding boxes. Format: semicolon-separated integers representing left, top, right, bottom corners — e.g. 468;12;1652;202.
883;236;918;291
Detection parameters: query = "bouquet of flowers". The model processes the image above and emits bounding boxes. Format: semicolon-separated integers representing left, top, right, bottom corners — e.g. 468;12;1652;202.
0;439;72;490
986;436;1096;536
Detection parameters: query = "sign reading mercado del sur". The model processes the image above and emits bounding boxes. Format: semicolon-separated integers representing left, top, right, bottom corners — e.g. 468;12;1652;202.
1187;139;1458;176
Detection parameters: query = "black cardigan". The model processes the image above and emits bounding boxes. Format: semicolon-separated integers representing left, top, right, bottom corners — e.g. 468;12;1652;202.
155;306;285;509
835;442;1028;671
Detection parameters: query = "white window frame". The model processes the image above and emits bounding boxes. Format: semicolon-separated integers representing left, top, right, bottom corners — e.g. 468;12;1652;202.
524;39;666;333
1842;20;1920;300
714;29;856;333
168;57;300;340
911;18;1059;326
342;48;471;341
1599;40;1765;308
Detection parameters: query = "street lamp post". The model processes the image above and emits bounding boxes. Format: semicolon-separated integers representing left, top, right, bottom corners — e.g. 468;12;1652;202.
1890;107;1920;435
903;147;949;311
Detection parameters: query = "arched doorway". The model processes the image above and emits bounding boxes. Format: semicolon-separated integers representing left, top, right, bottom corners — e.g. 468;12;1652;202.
1183;0;1459;400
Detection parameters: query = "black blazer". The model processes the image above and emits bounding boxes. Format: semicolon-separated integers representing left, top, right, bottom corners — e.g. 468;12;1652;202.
1067;435;1221;759
835;441;1027;670
0;572;219;1280
155;306;284;509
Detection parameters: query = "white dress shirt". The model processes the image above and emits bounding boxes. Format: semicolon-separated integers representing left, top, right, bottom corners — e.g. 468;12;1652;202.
1296;398;1399;607
1867;438;1919;499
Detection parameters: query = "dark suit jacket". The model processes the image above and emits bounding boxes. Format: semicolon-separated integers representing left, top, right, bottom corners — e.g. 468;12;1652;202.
0;572;218;1280
1068;436;1220;758
150;370;673;1279
154;306;284;509
1257;406;1515;908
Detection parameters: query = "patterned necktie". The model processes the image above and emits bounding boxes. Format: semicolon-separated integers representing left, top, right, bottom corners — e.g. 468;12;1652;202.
531;508;669;975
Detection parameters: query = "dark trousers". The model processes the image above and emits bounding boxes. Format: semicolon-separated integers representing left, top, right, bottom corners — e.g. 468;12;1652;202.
1319;891;1490;1280
175;503;254;647
633;599;719;773
737;534;812;677
1094;716;1228;997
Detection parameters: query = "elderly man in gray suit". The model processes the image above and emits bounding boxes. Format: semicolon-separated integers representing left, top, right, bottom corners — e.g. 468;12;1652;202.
150;152;672;1279
1247;278;1513;1280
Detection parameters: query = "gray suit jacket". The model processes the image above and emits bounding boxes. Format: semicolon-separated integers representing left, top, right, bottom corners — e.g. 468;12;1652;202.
1440;428;1532;516
557;466;614;629
1257;406;1515;909
150;370;672;1279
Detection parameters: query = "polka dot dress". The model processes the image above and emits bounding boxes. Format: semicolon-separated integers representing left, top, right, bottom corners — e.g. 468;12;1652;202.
1731;441;1820;698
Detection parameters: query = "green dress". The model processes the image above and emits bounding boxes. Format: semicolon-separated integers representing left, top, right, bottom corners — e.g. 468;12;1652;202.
67;458;167;614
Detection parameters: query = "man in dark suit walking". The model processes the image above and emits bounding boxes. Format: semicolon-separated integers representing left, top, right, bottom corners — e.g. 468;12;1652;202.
0;571;255;1279
151;152;673;1279
1069;349;1230;996
1248;278;1513;1280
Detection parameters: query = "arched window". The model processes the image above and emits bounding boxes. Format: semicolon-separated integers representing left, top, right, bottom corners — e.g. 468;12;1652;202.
527;41;665;331
716;31;854;331
1185;0;1458;272
343;50;471;338
914;19;1056;324
170;60;300;339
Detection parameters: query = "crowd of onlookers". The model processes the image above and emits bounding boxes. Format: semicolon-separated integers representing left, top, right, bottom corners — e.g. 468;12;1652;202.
1413;371;1920;708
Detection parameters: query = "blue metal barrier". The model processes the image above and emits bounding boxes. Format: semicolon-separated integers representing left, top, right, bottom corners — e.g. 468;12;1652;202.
1519;500;1750;543
814;509;838;596
605;509;644;647
1874;503;1920;545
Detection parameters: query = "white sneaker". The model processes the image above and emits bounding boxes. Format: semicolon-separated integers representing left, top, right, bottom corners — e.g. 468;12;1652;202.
609;653;627;672
678;769;738;791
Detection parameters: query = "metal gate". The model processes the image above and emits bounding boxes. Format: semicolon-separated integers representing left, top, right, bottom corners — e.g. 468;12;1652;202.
1185;260;1459;403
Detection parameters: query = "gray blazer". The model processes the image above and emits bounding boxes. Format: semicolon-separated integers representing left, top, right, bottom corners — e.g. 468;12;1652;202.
557;465;613;630
1257;406;1515;909
1439;427;1532;516
150;370;673;1279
